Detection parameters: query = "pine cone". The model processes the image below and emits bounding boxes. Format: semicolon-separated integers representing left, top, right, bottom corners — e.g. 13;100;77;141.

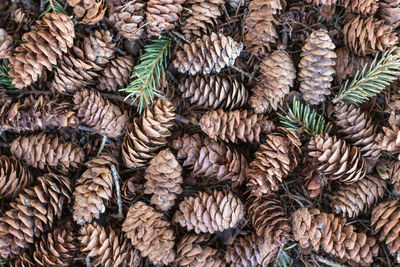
247;128;301;196
175;234;226;266
98;56;134;92
249;49;296;113
173;33;242;75
122;98;175;168
122;201;175;265
0;173;72;258
0;155;32;199
379;0;400;28
178;75;248;110
80;30;115;67
199;109;275;143
73;154;117;225
8;14;75;89
335;47;372;83
171;133;248;186
109;1;145;40
331;174;386;219
144;149;183;211
174;190;244;234
0;28;12;59
79;222;141;266
67;0;106;25
298;29;336;105
343;16;398;56
345;0;378;16
379;159;400;194
10;133;85;174
376;126;400;154
306;0;336;18
146;0;185;37
292;208;379;263
73;89;128;138
10;252;34;267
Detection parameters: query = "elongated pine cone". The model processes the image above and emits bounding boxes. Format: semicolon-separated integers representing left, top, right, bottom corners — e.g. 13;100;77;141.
68;0;106;25
109;1;145;40
144;149;183;211
0;156;32;198
8;14;75;89
0;28;12;59
73;154;117;225
146;0;185;37
376;126;400;154
10;133;85;173
73;89;128;138
122;98;175;168
172;133;248;185
79;222;141;266
122;201;175;265
335;47;372;83
174;190;244;234
292;208;379;264
298;29;336;105
0;173;72;258
379;0;400;28
173;33;242;75
199;109;275;143
343;16;398;56
247;128;301;196
331;174;386;219
98;56;134;92
249;49;296;113
178;75;248;110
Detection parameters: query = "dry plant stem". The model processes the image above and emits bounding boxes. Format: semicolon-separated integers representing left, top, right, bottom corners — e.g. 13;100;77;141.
49;0;56;12
229;65;252;79
170;31;190;44
77;125;109;139
97;135;108;156
315;255;346;267
111;164;123;219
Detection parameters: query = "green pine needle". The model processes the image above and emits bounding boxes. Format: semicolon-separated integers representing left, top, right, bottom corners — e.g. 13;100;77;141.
278;97;332;137
333;48;400;105
40;0;68;17
120;36;172;113
274;243;297;267
0;59;14;89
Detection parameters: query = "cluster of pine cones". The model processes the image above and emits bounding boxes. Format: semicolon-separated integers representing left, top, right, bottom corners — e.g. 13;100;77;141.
1;0;400;266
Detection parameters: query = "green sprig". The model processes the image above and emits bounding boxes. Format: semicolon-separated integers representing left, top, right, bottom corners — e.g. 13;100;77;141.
0;59;14;89
40;0;68;17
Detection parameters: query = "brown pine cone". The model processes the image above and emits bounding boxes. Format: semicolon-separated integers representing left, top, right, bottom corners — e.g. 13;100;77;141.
0;28;12;59
122;98;175;168
292;208;379;264
144;149;183;211
10;252;34;267
73;89;128;138
146;0;185;37
0;155;32;199
249;49;296;113
8;14;75;89
178;75;248;110
80;30;115;67
376;126;400;154
343;16;398;56
331;174;386;219
377;159;400;194
73;154;117;225
68;0;106;25
335;47;372;83
79;222;141;266
345;0;378;16
174;190;244;234
199;109;275;143
98;56;134;92
298;29;336;105
306;0;336;18
247;128;301;196
10;133;85;174
335;103;381;172
122;201;175;265
0;173;72;258
379;0;400;28
109;1;145;40
173;33;242;75
175;234;226;266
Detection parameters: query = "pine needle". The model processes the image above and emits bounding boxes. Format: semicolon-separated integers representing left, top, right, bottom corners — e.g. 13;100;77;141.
0;59;14;89
333;48;400;105
40;0;68;16
120;36;172;113
278;97;332;137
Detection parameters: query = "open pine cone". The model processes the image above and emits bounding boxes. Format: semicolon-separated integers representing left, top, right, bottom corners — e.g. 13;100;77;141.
0;155;32;198
68;0;107;25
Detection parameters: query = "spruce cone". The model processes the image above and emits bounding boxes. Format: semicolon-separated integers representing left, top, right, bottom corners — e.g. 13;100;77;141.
343;16;398;56
67;0;106;25
379;160;400;194
98;56;134;92
109;1;145;40
178;75;248;110
0;155;32;199
249;49;296;113
8;14;75;89
146;0;185;37
174;190;244;234
73;89;128;138
347;0;378;16
10;133;85;173
0;173;72;258
79;222;141;266
247;128;301;196
292;208;379;263
144;149;183;211
122;98;175;168
173;33;242;75
122;201;175;265
81;30;115;67
298;29;336;105
376;126;400;154
199;109;275;143
331;174;386;219
335;47;372;83
0;28;12;59
379;0;400;29
306;0;336;18
73;154;117;225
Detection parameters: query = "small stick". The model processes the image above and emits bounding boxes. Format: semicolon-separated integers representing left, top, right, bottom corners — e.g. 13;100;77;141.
229;64;252;79
97;135;108;156
111;165;124;219
315;255;346;267
175;114;192;124
170;31;190;44
77;125;105;136
49;0;56;13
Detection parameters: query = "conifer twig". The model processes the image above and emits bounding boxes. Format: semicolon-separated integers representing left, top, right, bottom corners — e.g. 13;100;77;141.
111;165;124;219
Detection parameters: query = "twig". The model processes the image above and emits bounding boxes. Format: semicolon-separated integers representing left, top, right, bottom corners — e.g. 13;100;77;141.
170;31;190;44
0;89;52;97
111;165;124;219
77;125;103;135
49;0;56;13
314;255;346;267
229;64;252;79
85;255;92;267
175;114;192;124
40;0;45;12
97;135;108;156
100;92;137;106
